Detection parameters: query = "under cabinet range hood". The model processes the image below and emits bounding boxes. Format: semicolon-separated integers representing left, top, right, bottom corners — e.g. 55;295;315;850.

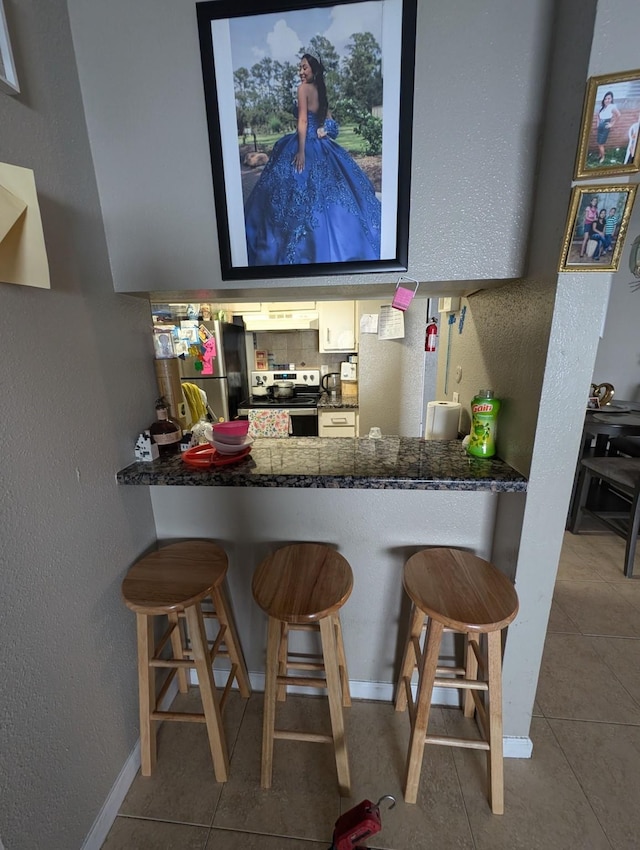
242;310;319;332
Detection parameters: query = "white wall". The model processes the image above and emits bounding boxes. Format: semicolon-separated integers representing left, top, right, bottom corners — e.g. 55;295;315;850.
0;1;157;848
357;297;428;437
592;198;640;400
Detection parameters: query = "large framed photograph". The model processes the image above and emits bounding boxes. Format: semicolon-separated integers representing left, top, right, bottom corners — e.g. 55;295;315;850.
559;184;637;272
196;0;417;280
575;69;640;178
0;0;19;95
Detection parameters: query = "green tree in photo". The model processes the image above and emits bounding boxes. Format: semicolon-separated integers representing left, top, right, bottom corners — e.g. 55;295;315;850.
342;31;382;111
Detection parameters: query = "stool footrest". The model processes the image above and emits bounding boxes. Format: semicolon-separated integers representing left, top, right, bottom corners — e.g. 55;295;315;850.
277;674;327;689
151;710;207;723
274;729;333;744
434;677;488;691
287;660;325;672
150;658;193;669
426;734;490;751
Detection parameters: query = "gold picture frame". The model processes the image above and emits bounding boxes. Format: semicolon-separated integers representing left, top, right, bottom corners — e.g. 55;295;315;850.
575;69;640;179
559;184;637;272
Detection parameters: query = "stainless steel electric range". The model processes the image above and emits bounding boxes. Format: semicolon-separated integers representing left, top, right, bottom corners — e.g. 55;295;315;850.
237;370;321;436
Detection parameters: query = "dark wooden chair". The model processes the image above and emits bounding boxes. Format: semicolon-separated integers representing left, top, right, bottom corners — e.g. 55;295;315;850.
569;456;640;577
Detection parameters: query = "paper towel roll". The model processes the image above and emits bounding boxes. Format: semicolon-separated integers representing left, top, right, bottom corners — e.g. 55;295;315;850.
425;400;461;440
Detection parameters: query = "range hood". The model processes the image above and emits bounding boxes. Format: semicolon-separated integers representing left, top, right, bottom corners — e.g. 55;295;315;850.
243;310;319;331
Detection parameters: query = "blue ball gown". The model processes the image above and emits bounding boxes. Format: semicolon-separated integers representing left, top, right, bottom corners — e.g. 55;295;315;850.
244;111;381;265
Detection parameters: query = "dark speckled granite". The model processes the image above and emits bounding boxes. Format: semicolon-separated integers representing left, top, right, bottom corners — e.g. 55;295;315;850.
116;437;527;491
318;393;359;410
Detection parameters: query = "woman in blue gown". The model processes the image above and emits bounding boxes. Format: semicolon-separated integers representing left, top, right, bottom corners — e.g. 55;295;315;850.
244;54;381;266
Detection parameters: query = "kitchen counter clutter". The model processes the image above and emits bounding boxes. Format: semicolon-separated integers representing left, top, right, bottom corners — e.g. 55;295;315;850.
117;436;527;491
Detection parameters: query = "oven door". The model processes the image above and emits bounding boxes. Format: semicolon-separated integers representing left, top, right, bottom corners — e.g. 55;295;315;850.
288;409;318;437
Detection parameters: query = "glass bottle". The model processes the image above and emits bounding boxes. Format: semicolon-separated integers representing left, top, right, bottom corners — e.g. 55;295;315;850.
149;397;182;455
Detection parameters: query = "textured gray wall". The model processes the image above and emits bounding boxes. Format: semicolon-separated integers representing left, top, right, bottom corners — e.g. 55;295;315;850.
0;1;157;847
68;0;550;293
357;297;428;436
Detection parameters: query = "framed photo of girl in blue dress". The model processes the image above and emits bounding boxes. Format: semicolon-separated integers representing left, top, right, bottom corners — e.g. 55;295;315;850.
197;0;417;280
575;69;640;179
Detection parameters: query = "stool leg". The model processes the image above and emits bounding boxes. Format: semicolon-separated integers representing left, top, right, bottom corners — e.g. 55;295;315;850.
319;616;351;797
168;612;189;694
486;629;505;815
404;618;444;805
333;613;351;707
185;603;229;783
624;485;640;578
136;613;156;776
463;631;479;718
395;604;425;712
261;615;281;788
211;584;252;698
277;622;289;702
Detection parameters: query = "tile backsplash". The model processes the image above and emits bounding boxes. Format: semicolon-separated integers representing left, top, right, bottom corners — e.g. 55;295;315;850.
252;330;347;372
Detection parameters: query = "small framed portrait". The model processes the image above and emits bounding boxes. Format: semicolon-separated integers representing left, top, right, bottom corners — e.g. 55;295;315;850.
196;0;417;280
0;0;19;95
575;69;640;178
559;184;637;272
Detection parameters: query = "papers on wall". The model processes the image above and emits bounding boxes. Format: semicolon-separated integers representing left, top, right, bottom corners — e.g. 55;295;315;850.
0;162;50;289
360;313;379;334
378;305;405;339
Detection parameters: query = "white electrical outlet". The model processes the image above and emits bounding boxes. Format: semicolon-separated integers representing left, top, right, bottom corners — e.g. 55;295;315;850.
453;392;460;403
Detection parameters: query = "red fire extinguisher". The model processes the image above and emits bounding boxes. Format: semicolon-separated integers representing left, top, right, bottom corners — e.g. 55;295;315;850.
425;317;438;352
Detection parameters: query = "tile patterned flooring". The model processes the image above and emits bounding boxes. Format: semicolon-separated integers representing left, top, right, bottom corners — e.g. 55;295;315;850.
102;532;640;849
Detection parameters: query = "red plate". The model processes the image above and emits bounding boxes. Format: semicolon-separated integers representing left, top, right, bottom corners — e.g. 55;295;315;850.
181;444;252;468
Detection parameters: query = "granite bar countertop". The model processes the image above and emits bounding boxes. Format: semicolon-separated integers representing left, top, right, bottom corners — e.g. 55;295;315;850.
317;393;359;410
117;437;527;491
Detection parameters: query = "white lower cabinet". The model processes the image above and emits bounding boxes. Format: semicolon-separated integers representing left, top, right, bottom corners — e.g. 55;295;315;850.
319;409;357;437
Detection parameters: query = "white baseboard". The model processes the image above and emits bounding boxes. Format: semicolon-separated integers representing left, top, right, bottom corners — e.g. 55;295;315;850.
82;671;532;847
80;678;179;850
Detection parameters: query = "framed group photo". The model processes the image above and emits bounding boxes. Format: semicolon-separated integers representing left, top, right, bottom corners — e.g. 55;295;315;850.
196;0;417;280
575;69;640;178
559;184;637;272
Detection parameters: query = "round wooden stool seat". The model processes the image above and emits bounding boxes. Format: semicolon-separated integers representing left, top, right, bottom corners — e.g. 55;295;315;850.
121;540;250;783
252;543;353;796
395;547;519;814
122;540;228;614
252;542;353;622
403;548;519;632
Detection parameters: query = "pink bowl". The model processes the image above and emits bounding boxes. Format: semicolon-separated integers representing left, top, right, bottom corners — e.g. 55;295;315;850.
212;420;249;444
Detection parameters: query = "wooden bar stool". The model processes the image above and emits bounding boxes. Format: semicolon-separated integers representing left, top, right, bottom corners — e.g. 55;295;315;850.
395;548;519;813
252;543;353;796
121;540;251;781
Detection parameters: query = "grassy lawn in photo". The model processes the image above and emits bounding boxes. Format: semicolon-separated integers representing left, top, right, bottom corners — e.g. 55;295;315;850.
244;122;370;157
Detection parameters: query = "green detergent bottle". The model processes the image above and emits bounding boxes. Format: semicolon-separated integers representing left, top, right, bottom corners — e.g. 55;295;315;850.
467;389;501;458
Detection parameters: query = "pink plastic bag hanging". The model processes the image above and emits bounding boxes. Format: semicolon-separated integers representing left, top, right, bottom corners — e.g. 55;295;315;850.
391;276;419;311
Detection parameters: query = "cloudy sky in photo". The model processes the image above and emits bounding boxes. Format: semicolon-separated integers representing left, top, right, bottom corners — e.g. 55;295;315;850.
229;2;383;71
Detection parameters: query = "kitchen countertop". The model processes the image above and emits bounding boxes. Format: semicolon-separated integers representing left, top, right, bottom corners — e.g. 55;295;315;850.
318;393;359;409
117;437;527;491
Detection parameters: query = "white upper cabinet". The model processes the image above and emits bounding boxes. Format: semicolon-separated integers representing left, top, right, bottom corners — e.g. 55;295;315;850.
318;301;356;352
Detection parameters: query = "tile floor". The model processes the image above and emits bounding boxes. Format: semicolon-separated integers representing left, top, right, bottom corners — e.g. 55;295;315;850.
102;531;640;849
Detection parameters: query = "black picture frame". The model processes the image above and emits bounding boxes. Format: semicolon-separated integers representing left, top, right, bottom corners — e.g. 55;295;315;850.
196;0;416;280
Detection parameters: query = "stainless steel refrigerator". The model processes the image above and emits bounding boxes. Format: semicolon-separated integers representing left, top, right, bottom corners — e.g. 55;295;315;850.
178;320;249;421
